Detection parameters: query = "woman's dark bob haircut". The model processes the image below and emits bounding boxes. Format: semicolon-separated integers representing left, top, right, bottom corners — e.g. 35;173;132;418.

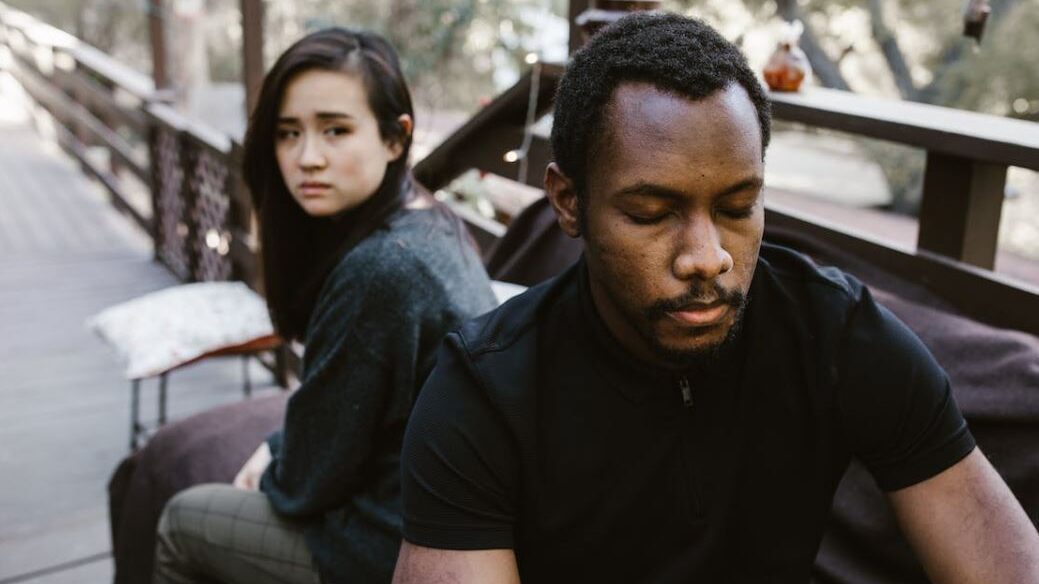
243;28;415;341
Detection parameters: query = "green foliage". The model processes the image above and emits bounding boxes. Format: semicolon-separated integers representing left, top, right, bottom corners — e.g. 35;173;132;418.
262;0;551;112
929;1;1039;119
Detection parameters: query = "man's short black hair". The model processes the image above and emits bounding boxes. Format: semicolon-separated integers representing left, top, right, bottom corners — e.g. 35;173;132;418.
550;11;772;200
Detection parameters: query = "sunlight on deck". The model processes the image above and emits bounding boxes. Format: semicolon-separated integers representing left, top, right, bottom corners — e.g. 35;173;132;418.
0;70;281;583
0;70;28;125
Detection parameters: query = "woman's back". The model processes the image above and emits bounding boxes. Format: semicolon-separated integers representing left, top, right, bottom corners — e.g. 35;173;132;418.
262;203;496;579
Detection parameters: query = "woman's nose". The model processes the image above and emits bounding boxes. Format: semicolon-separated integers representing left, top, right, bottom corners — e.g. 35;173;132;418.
297;135;326;169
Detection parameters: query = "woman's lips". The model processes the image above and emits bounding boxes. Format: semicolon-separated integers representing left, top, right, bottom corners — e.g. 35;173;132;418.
666;302;729;326
299;182;331;196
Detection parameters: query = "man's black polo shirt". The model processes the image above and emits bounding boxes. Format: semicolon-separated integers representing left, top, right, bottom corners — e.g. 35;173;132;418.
401;243;975;583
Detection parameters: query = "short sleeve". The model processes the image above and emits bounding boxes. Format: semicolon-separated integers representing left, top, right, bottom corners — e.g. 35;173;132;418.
401;335;519;549
837;286;976;492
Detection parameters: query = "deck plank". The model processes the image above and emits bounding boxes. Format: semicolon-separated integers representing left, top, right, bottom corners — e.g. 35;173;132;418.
0;76;280;582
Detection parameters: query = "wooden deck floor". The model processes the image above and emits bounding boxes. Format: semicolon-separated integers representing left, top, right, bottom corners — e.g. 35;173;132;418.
0;77;279;583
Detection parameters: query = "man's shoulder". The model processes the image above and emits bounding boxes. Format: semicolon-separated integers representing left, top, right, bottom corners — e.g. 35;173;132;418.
419;269;578;432
757;242;868;317
453;268;575;360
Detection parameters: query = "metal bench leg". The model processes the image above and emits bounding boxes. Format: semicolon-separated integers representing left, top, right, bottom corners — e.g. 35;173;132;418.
130;378;141;450
242;354;252;398
158;372;169;426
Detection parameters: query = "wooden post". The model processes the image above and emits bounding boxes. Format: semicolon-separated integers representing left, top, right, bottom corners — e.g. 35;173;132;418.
241;0;264;118
916;152;1007;270
147;122;164;257
568;0;591;55
570;1;661;52
146;0;170;264
147;0;169;90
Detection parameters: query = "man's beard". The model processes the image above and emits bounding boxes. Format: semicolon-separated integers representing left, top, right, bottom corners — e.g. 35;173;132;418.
641;282;749;370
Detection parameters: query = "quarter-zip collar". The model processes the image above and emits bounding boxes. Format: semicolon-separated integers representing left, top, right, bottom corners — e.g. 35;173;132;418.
574;257;751;406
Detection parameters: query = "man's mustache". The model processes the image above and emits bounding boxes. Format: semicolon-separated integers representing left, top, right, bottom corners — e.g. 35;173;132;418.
645;282;746;321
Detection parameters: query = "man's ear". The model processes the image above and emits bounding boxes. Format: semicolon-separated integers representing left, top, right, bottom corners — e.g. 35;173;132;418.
544;163;581;238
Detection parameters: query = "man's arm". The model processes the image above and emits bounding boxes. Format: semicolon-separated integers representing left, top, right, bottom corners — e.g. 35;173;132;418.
888;447;1039;584
392;542;520;584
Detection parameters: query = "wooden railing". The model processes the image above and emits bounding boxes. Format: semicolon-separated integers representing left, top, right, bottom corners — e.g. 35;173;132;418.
416;66;1039;337
769;88;1039;270
2;2;1038;337
0;2;258;287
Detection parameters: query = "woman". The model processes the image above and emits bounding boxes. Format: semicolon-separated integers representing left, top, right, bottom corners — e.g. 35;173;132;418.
152;28;496;584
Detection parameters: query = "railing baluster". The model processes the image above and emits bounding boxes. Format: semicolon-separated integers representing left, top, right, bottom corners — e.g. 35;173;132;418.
917;152;1007;270
180;134;201;282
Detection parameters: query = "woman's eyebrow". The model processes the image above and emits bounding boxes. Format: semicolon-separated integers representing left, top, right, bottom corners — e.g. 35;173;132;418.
315;112;353;120
277;112;354;124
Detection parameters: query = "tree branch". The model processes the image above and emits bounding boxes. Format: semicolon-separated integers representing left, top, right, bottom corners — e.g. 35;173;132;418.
866;0;919;101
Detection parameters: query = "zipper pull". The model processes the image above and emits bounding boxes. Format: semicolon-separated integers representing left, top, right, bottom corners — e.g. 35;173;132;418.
678;376;693;408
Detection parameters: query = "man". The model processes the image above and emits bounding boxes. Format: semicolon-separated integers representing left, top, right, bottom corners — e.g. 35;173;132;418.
393;12;1039;583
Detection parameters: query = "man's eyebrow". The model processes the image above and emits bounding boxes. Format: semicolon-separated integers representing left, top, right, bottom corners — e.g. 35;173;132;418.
714;176;764;198
611;183;685;202
612;177;764;201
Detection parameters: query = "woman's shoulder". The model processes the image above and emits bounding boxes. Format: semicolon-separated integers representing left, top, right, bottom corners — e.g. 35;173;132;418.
328;206;488;297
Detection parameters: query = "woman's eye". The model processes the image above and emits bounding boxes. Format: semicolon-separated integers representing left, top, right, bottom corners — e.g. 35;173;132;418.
325;126;350;137
275;129;298;140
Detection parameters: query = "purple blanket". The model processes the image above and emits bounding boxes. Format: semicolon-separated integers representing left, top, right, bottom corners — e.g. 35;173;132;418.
108;392;288;584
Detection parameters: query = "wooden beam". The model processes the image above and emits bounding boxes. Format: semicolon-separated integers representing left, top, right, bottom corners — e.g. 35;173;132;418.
568;0;591;55
917;152;1007;269
240;0;264;117
414;64;562;192
769;87;1039;172
147;0;169;89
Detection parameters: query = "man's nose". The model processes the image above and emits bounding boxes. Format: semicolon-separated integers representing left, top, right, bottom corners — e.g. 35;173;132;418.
671;214;734;282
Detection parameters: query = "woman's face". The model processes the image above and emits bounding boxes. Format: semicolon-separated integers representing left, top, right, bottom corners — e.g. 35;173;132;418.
275;69;405;217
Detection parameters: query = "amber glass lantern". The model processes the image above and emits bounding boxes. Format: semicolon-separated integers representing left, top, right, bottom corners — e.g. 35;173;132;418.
763;20;812;92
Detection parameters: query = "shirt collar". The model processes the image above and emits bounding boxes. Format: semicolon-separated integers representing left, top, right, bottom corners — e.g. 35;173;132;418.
573;256;752;405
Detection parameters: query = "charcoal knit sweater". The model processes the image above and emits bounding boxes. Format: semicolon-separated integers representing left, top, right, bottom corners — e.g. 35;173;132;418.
259;205;497;583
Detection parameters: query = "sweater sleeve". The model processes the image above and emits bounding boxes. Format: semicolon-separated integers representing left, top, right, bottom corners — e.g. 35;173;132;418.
260;242;453;518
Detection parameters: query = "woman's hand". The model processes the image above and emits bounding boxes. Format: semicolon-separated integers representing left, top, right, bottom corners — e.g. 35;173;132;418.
233;442;272;490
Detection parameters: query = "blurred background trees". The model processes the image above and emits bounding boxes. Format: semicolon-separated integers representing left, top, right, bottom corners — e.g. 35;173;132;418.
5;0;1038;218
9;0;1035;117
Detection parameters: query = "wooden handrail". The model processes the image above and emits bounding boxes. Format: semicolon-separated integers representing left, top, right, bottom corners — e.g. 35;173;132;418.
770;87;1039;171
771;87;1039;269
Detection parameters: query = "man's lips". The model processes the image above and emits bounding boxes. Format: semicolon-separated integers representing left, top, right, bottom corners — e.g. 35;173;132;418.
666;301;729;326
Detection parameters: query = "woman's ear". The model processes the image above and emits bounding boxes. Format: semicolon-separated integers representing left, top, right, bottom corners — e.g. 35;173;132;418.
386;114;413;161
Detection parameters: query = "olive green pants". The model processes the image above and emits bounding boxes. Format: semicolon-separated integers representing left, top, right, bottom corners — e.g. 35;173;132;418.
154;484;322;584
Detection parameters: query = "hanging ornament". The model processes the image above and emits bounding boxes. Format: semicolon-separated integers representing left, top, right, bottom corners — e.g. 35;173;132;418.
963;0;991;44
763;20;812;92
